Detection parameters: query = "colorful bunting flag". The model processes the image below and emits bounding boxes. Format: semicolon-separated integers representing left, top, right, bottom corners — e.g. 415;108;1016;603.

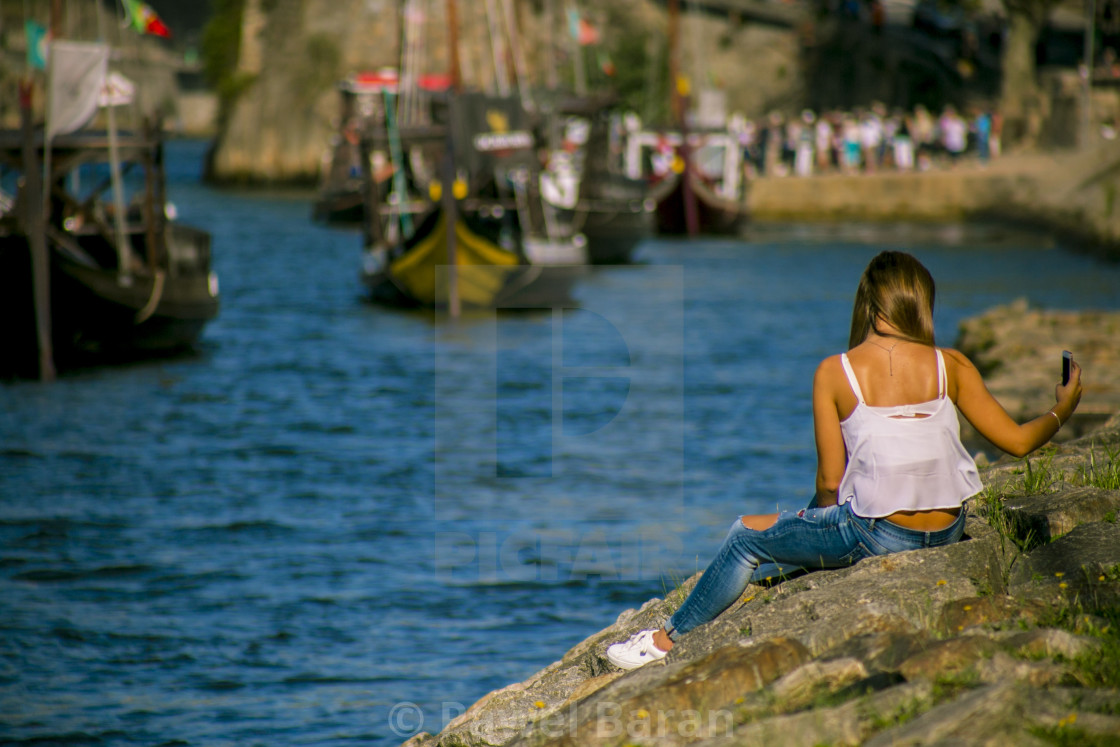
598;50;615;77
567;9;580;41
25;20;49;70
577;18;600;46
566;9;600;46
122;0;172;39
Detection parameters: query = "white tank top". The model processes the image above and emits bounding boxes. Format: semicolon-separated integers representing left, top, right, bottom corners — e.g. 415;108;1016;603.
836;348;982;517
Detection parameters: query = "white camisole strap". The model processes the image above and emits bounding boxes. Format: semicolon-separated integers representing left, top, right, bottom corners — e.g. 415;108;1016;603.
841;348;947;404
935;348;947;399
839;353;865;404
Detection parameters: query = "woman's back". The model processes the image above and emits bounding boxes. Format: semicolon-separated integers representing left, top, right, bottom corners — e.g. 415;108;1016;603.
835;346;981;518
838;341;941;418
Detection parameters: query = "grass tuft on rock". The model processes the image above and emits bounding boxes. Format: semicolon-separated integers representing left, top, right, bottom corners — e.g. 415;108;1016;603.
1071;443;1120;490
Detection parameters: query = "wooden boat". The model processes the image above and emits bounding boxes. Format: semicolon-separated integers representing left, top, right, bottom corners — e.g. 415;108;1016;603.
313;70;418;226
360;91;586;309
626;0;747;238
566;176;654;264
0;123;219;379
623;128;747;236
542;98;655;264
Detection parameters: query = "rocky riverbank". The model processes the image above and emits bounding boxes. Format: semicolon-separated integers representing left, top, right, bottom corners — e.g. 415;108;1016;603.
401;418;1120;745
955;299;1120;458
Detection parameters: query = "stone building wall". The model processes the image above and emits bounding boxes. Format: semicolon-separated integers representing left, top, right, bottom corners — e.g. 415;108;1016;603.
204;0;807;185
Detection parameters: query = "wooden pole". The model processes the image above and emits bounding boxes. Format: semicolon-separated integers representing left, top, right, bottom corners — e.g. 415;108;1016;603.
441;139;461;319
668;0;698;237
447;0;462;94
668;0;681;126
51;0;64;37
19;82;56;382
143;117;160;275
151;117;168;264
359;131;384;253
106;101;134;282
445;0;462;318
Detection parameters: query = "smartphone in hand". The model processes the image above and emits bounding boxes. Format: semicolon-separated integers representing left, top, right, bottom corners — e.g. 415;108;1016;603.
1062;350;1073;385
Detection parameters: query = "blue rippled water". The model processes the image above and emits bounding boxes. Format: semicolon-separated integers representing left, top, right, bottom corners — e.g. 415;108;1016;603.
2;140;1120;745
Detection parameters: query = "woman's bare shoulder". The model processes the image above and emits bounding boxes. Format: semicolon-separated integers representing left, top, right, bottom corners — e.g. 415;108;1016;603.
814;354;847;386
815;353;846;374
938;347;978;372
937;347;984;401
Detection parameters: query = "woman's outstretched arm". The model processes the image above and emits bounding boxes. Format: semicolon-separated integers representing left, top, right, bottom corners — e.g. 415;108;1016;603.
945;348;1083;458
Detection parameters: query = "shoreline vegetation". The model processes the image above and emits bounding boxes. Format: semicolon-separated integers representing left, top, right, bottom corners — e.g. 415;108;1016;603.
401;313;1120;747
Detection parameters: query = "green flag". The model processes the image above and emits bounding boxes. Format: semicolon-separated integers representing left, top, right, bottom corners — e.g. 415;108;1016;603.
25;20;49;70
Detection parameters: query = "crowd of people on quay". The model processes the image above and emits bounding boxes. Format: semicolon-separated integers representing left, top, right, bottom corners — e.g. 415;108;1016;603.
733;103;1001;178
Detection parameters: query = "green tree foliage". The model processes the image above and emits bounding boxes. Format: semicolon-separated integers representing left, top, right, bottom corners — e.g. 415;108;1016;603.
607;29;670;125
200;0;246;98
599;7;670;125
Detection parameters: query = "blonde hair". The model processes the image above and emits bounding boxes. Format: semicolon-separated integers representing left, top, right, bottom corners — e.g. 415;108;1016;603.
848;251;936;349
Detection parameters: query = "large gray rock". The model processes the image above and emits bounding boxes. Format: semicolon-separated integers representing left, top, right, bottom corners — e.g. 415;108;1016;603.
1009;520;1120;609
1002;488;1120;542
407;411;1120;747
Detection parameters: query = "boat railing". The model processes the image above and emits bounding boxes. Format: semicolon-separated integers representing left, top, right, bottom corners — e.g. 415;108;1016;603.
165;223;212;277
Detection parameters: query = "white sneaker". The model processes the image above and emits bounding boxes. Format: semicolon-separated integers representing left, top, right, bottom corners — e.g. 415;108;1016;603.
606;629;668;670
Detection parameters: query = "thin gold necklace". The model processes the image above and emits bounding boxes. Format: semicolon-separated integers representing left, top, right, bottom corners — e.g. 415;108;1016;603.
866;337;905;375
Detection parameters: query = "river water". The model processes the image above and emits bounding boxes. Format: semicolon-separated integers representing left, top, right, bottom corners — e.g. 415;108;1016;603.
2;140;1120;746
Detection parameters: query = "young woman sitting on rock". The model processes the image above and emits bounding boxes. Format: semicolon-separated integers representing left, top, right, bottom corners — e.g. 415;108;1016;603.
607;250;1084;671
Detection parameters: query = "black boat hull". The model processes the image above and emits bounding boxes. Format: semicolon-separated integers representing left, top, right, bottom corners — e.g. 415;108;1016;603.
656;173;747;236
0;224;219;377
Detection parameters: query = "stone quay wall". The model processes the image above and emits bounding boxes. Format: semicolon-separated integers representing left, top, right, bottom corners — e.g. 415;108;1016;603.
746;143;1120;259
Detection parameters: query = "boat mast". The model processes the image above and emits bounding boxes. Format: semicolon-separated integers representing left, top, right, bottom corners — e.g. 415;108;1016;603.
484;0;510;96
544;0;559;91
501;0;532;109
566;0;587;96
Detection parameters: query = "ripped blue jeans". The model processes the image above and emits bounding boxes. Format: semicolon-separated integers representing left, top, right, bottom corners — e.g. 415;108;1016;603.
663;501;966;640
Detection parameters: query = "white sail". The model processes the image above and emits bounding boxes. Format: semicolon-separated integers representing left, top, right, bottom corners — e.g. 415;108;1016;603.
47;40;109;139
